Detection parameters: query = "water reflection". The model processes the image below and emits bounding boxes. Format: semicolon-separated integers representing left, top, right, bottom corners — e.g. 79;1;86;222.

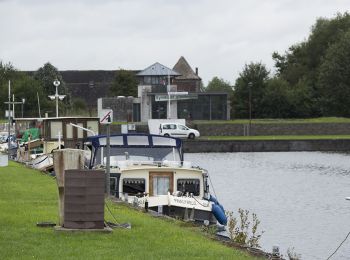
185;152;350;260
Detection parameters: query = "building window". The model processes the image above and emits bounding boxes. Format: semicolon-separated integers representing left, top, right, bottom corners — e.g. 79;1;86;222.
144;76;151;85
66;124;73;139
50;121;63;139
87;121;99;136
77;123;84;138
177;179;200;196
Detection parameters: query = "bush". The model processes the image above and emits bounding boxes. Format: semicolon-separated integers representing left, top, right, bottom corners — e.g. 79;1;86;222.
226;208;264;248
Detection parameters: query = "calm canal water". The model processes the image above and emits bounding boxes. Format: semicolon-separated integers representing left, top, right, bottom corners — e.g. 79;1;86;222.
185;152;350;260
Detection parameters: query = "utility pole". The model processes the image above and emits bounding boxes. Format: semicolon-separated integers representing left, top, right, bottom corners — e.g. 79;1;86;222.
4;81;23;160
7;81;10;160
167;73;171;119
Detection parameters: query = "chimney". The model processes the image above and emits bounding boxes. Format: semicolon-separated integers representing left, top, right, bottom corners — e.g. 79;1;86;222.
195;67;198;75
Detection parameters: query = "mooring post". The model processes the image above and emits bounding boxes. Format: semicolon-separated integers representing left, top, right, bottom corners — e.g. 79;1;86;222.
53;149;85;227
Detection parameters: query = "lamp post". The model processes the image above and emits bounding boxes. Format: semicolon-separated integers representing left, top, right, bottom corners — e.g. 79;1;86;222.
48;80;66;118
248;82;253;135
167;73;171;119
21;98;25;118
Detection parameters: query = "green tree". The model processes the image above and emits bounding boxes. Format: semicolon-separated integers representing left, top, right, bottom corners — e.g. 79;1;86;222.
34;62;68;116
272;43;309;85
110;69;137;97
288;79;314;118
260;78;292;118
34;62;66;96
232;62;270;118
205;76;233;96
318;31;350;116
273;13;350;83
272;12;350;117
11;73;52;118
71;98;88;116
0;62;55;118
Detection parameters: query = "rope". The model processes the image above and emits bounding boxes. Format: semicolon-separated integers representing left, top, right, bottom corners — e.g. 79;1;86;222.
207;170;218;200
326;231;350;260
193;196;210;208
105;200;120;225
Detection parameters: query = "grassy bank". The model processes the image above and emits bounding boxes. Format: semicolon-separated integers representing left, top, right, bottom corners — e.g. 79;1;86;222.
0;162;260;260
202;135;350;141
194;117;350;125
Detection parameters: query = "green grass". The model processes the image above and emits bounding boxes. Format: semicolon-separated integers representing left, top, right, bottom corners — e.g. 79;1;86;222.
0;162;260;260
194;117;350;125
111;121;128;125
201;135;350;141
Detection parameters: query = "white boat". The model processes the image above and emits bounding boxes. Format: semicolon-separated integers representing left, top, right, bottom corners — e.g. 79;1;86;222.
27;153;53;171
86;133;227;225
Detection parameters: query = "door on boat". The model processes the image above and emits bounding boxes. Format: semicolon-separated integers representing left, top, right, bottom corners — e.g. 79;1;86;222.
149;172;174;196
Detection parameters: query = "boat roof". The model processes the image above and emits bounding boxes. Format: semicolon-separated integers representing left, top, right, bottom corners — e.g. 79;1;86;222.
87;133;182;149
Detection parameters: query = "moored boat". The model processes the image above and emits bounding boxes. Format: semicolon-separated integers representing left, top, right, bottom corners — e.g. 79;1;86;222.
86;133;227;225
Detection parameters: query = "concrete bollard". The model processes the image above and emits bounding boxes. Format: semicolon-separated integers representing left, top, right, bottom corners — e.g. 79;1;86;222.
0;153;8;167
53;149;85;227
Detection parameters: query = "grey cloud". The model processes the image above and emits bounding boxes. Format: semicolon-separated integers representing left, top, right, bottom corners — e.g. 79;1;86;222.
0;0;349;84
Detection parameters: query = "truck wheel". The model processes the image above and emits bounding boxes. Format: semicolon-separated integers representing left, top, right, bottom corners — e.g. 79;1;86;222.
188;133;195;139
164;134;170;137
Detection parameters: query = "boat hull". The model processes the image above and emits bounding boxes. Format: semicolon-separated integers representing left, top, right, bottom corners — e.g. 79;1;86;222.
149;205;218;224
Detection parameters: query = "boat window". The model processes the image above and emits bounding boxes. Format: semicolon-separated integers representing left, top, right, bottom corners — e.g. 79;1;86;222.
127;135;149;145
123;178;145;195
152;136;177;147
96;147;181;165
99;136;123;146
177;179;200;196
153;176;170;195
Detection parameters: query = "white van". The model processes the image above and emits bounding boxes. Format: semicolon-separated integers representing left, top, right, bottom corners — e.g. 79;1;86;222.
159;123;200;139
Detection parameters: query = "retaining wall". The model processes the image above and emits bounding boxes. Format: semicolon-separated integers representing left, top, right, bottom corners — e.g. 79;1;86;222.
101;123;350;136
195;123;350;136
183;139;350;153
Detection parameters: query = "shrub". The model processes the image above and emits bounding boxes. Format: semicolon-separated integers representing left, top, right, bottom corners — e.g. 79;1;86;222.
226;208;264;248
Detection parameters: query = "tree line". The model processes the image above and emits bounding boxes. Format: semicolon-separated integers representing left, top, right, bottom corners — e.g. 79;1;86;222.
206;12;350;119
0;62;69;118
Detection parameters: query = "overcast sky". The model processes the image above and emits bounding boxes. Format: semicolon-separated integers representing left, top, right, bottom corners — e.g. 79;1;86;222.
0;0;349;85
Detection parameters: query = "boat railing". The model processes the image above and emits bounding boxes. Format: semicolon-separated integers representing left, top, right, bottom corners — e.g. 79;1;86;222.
99;159;192;168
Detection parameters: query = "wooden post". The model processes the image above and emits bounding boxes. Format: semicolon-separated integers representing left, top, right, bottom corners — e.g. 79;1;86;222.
53;149;85;227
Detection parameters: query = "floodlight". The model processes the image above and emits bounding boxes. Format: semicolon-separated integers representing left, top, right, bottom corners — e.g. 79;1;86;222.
53;80;60;87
